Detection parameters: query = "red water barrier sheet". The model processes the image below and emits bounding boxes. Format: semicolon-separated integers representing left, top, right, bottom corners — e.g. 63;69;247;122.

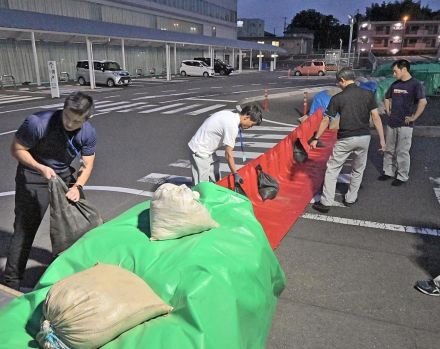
217;109;337;249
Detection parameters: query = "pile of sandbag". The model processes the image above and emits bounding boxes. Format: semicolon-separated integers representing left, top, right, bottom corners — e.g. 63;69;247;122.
37;183;220;348
37;264;172;349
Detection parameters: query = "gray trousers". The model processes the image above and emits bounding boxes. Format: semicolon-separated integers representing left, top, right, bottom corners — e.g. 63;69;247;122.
189;150;220;185
383;125;413;182
321;135;371;206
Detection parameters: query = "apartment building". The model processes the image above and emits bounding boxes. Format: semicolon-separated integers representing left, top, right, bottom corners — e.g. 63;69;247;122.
357;19;440;55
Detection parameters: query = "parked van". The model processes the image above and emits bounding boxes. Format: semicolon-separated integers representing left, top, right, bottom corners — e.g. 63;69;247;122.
293;60;326;76
193;57;234;75
76;60;131;87
180;60;215;77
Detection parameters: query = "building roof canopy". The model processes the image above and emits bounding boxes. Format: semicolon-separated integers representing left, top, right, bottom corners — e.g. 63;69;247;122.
0;8;285;53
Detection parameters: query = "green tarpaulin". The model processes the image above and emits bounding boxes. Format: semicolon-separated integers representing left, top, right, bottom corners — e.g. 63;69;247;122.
0;182;285;349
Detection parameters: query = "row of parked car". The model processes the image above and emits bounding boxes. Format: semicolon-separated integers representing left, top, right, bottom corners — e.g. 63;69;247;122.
74;57;235;87
74;58;327;87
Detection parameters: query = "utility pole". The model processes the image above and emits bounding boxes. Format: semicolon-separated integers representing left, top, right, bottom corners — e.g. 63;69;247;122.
348;15;354;67
283;17;287;34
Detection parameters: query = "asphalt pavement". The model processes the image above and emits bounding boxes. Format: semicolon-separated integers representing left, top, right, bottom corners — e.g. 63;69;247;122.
0;71;439;348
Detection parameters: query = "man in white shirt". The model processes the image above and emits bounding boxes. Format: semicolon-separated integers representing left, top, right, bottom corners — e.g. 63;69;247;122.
188;104;262;185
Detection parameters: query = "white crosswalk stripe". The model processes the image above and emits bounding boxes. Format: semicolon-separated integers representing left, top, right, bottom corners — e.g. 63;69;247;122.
0;95;44;105
187;104;226;115
139;103;185;113
162;104;202;114
96;102;145;113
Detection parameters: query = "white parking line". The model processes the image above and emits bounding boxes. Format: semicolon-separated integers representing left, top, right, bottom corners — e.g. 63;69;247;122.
186;98;237;102
302;213;440;236
0;96;44;105
0;130;16;136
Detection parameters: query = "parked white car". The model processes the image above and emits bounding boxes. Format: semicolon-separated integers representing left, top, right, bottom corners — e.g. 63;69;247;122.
180;60;215;77
76;60;131;87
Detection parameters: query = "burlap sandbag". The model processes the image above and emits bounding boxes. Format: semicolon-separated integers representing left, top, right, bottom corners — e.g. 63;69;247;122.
36;264;173;349
150;183;219;241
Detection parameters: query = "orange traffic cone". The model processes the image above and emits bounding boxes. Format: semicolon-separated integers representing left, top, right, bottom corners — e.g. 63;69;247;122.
303;91;308;116
263;89;269;112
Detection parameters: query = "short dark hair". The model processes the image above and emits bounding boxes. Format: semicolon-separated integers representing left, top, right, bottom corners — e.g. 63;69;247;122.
241;104;263;125
392;59;411;72
336;67;356;82
63;92;94;119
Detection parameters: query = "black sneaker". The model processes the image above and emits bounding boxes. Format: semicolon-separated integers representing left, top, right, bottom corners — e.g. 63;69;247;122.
312;201;330;213
378;174;392;181
391;179;405;186
343;198;358;207
415;280;440;296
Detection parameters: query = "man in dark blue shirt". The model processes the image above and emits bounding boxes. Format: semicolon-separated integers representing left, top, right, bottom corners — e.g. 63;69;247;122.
3;92;97;290
378;59;427;186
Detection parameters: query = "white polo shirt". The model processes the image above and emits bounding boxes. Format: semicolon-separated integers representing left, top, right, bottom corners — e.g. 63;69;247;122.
188;110;240;156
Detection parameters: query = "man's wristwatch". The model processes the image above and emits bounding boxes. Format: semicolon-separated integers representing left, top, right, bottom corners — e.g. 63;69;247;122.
74;184;83;191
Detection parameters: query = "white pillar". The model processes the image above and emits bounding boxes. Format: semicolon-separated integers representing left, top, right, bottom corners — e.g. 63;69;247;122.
209;46;214;70
174;43;177;75
239;49;242;73
165;43;171;81
258;51;262;71
232;48;235;69
31;32;41;86
121;38;126;71
86;37;95;89
249;49;253;69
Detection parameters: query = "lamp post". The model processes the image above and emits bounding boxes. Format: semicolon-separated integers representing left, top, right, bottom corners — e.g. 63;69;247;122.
348;15;354;67
338;38;343;68
401;15;409;54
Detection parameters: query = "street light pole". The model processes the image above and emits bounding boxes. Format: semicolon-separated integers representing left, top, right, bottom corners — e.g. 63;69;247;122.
401;15;409;54
348;15;354;67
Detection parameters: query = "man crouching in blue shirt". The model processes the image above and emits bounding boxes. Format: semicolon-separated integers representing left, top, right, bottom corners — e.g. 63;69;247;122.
3;91;97;290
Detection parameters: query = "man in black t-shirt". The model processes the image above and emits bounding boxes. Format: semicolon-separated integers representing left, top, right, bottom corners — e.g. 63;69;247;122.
378;60;427;186
310;68;386;213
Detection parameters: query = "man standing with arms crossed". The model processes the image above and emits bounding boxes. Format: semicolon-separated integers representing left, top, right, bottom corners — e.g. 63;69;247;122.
310;68;386;213
3;92;97;290
378;59;427;186
188;105;262;186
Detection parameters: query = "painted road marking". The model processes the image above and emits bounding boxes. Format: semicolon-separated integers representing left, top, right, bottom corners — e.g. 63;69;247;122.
0;130;16;136
162;104;202;114
187;104;226;115
133;92;191;100
0;186;153;197
139;103;185;113
137;173;191;185
186;98;237;103
0;96;44;105
302;213;440;236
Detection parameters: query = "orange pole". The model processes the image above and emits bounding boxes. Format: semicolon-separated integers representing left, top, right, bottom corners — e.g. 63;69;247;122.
303;91;308;115
263;89;269;112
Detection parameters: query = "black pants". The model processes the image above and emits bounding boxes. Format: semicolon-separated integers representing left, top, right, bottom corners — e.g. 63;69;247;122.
3;166;76;290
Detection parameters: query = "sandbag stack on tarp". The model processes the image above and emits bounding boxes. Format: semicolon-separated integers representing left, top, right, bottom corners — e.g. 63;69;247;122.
0;182;285;349
217;109;337;249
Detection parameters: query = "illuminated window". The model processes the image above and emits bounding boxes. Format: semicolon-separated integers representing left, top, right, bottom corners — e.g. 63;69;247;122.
272;41;279;47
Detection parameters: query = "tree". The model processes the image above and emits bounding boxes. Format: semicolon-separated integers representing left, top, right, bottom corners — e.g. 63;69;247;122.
285;9;350;50
363;0;440;21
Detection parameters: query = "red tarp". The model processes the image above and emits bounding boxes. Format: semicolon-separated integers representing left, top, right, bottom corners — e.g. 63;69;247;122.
217;109;337;249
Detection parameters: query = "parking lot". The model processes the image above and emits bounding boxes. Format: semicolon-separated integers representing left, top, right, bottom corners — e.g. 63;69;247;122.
1;70;439;348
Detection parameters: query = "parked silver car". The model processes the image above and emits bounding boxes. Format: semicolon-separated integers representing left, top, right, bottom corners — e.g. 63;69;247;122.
76;60;131;87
